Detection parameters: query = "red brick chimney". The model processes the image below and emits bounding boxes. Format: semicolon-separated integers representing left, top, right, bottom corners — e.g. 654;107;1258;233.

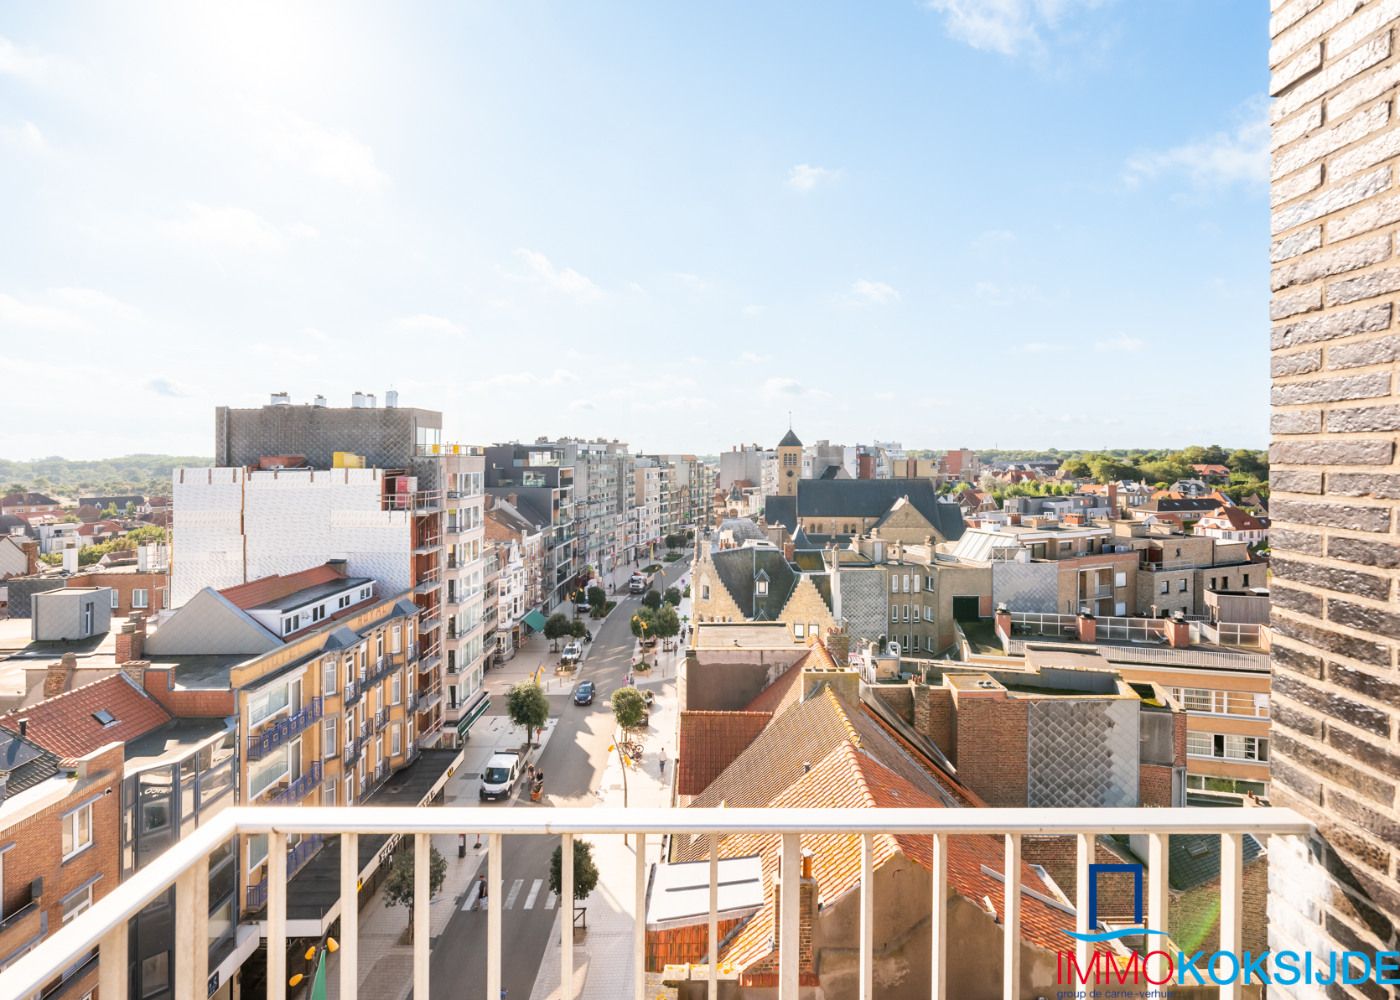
1107;482;1119;518
1077;613;1097;644
771;849;818;979
45;652;77;698
121;659;150;687
823;624;850;665
1165;616;1191;649
783;540;795;562
114;620;145;664
21;539;39;576
995;605;1013;642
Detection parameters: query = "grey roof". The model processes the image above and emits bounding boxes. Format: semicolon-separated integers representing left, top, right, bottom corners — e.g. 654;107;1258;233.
321;625;363;651
710;548;799;621
248;577;373;613
0;727;61;793
1168;833;1263;892
124;717;232;769
78;495;144;509
795;480;966;541
763;496;797;534
1144;497;1223;513
718;518;766;542
777;429;802;448
817;464;842;480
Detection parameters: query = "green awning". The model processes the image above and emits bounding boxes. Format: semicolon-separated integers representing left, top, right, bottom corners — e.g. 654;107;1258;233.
456;695;490;736
522;609;549;632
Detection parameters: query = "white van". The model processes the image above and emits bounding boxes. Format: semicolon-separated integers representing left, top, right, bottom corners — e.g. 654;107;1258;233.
479;751;522;801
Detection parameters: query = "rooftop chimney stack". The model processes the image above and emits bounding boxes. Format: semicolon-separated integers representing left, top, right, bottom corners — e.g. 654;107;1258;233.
385;389;399;408
313;394;327;408
351;391;367;408
366;393;377;408
61;545;78;576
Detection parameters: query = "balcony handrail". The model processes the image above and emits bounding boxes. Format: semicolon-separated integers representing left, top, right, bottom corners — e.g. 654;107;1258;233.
0;805;1313;1000
246;697;324;760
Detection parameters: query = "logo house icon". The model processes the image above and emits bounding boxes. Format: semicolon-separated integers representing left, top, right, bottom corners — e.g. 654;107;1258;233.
1069;862;1169;943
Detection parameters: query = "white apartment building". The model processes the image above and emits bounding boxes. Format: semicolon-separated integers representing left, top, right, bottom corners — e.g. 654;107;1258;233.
440;451;489;747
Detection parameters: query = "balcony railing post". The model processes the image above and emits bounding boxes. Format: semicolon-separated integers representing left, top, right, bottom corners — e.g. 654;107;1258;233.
1147;833;1170;985
99;920;128;1000
634;832;647;1000
930;832;946;1000
707;832;718;1000
340;832;359;1000
1219;831;1244;997
487;834;502;1000
859;832;874;1000
562;832;575;999
779;832;800;1000
173;853;210;1000
268;831;288;1000
1002;833;1020;1000
1075;833;1092;975
414;833;430;999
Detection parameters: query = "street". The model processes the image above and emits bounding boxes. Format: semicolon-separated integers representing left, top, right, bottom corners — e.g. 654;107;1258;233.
427;556;691;999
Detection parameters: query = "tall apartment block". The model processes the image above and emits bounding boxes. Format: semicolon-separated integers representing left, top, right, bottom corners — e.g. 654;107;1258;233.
533;438;632;581
175;392;489;748
483;444;578;611
1270;2;1400;989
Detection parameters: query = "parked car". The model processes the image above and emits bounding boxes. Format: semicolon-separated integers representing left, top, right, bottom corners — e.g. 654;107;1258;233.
480;751;523;801
573;681;595;706
561;640;583;663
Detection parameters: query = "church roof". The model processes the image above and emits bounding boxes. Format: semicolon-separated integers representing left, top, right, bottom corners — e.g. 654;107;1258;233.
777;429;802;448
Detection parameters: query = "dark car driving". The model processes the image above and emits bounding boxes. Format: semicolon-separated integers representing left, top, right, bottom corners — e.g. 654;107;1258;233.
573;681;595;706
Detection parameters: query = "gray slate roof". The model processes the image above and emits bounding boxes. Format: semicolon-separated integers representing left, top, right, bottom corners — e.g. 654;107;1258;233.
0;727;60;794
710;548;798;621
777;429;802;448
795;480;966;541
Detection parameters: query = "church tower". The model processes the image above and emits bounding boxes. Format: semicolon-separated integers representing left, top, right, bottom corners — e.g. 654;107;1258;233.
776;426;802;497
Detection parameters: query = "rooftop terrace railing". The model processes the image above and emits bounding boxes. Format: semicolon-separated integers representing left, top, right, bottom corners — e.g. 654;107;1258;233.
0;806;1310;1000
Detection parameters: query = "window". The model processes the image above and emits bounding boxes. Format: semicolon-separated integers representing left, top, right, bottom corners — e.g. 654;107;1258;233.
902;575;910;593
1114;572;1127;588
1242;573;1250;587
249;747;290;798
392;725;402;756
323;719;337;757
392;626;402;653
82;604;93;636
324;782;336;807
755;579;768;596
323;659;337;693
62;883;94;924
1160;581;1170;595
283;615;299;636
376;634;385;662
912;575;921;593
391;673;402;705
63;802;93;859
110;590;119;610
249;684;290;726
1209;577;1217;590
1219;576;1228;589
310;604;325;623
890;605;898;622
701;584;710;600
891;577;898;593
903;604;911;622
794;623;805;639
338;594;352;610
1187;732;1268;762
1178;580;1188;592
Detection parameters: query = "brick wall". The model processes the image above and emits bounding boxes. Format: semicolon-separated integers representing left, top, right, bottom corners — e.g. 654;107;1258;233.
911;684;954;758
950;693;1028;807
1269;1;1400;992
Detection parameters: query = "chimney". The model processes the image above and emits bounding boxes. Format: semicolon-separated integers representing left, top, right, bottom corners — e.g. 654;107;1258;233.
385;389;399;408
1076;612;1097;644
783;540;795;562
18;718;28;738
1107;481;1119;517
61;546;78;576
1166;615;1191;649
995;604;1012;641
313;394;327;407
114;622;145;664
45;652;77;698
772;848;818;978
22;539;38;575
327;558;349;577
823;624;850;665
121;659;151;687
1007;513;1021;526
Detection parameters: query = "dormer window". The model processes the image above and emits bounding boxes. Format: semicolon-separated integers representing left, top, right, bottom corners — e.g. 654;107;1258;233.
756;579;768;596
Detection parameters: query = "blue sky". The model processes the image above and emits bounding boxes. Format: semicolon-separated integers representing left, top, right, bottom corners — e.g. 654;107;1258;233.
0;1;1269;459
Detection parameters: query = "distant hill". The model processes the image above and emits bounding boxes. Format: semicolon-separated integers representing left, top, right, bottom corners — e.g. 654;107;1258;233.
0;454;211;497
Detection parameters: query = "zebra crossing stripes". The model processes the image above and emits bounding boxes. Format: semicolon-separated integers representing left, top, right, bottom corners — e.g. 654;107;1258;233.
463;878;552;911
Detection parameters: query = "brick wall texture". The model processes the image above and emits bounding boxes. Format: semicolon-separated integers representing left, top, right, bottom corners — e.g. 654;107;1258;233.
1270;2;1400;994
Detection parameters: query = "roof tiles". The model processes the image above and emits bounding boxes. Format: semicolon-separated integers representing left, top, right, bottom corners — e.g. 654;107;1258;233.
0;673;171;764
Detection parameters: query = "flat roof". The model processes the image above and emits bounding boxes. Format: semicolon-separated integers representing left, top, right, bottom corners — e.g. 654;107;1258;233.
691;622;794;649
249;577;373;614
647;855;764;925
125;717;233;771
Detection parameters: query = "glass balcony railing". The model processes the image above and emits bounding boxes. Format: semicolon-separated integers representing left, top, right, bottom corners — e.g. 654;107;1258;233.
246;697;323;761
0;806;1311;1000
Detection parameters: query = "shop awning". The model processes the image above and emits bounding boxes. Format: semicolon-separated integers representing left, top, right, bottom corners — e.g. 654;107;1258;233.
523;609;549;632
456;694;491;737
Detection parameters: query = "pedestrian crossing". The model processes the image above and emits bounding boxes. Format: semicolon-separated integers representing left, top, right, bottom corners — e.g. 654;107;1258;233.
462;878;559;912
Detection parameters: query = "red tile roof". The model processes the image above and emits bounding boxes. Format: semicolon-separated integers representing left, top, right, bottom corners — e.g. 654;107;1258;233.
218;564;345;611
0;674;171;764
677;711;772;796
741;663;805;715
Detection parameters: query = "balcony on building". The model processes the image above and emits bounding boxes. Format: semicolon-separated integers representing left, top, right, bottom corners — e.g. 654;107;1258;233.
0;805;1312;1000
246;696;324;762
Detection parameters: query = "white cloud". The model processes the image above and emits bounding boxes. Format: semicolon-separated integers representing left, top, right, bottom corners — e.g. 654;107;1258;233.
0;34;50;81
761;377;830;402
924;0;1106;57
741;304;766;317
671;272;710;292
0;120;47;155
467;369;580;392
1095;333;1145;353
739;351;767;364
160;203;315;254
851;279;900;305
0;293;85;333
1124;105;1268;190
786;164;841;193
265;111;389;192
513;249;604;303
146;377;192;398
393;314;463;336
50;287;142;322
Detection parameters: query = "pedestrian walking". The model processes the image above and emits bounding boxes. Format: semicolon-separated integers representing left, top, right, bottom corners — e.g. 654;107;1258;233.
476;874;488;910
659;748;667;776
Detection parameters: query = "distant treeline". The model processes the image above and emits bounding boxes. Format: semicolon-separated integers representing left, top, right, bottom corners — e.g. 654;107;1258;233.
1;454;211;497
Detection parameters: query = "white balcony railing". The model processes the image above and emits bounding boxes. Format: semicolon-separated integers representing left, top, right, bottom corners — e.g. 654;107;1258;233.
0;806;1311;1000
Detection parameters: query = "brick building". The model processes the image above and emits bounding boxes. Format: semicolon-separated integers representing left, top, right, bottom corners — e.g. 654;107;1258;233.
1269;1;1400;990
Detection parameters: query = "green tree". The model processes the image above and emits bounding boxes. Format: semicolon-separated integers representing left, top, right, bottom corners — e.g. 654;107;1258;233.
1058;458;1092;479
1227;449;1267;478
507;681;549;747
382;840;447;940
641;589;663;611
549;839;600;902
611;686;648;733
655;605;681;646
664;532;684;551
543;612;572;651
630;607;658;641
662;586;681;607
570;617;589;639
586;585;607;608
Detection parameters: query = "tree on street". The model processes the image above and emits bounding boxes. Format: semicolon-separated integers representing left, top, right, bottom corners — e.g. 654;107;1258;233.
641;589;663;611
630;607;658;641
382;840;447;940
655;605;680;648
549;839;600;902
543;612;572;651
663;585;681;606
507;681;549;747
587;585;607;608
664;532;684;551
570;617;588;639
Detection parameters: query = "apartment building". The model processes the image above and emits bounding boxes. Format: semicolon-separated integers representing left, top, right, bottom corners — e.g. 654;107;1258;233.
484;444;577;611
630;463;662;563
718;444;772;492
439;451;489;748
182;392;456;747
484;496;545;646
532;439;632;580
